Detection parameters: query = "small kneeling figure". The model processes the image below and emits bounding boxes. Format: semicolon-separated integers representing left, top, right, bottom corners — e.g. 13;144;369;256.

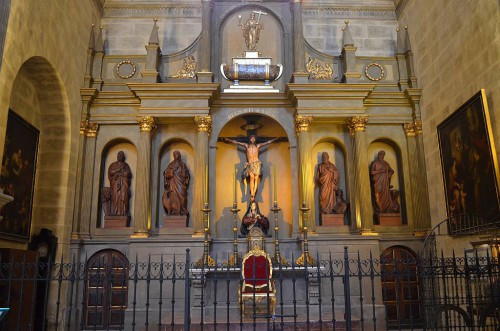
240;202;270;237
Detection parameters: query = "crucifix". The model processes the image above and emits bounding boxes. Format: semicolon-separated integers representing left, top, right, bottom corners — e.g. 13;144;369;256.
252;10;267;24
219;115;287;202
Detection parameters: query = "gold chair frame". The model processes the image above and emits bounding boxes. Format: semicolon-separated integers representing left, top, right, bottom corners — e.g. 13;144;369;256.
239;247;276;317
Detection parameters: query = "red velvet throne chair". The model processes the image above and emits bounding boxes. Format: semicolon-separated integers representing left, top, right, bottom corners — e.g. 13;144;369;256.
240;246;276;317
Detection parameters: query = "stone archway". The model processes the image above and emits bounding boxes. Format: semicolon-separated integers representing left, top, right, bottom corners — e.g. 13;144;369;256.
8;56;70;246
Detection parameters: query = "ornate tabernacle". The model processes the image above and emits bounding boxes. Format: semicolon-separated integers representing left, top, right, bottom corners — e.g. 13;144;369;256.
220;51;283;92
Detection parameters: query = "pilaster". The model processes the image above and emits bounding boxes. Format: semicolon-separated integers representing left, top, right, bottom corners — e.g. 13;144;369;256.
292;0;307;83
78;121;99;239
414;120;431;233
296;115;315;232
92;26;104;90
347;116;372;232
133;116;158;237
396;27;409;91
194;115;211;235
198;0;212;72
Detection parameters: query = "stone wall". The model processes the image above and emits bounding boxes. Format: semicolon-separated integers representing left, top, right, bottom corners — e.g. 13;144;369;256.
0;1;101;251
102;0;201;55
303;0;398;57
397;0;500;253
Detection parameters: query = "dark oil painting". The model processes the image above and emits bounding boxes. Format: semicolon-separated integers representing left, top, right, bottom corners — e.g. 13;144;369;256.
0;110;39;241
438;90;500;220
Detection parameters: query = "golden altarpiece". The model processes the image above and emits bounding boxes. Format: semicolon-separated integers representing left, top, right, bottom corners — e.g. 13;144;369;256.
72;0;430;296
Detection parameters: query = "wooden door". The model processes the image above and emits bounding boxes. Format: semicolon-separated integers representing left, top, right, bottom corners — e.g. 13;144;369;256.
84;250;128;329
381;246;422;328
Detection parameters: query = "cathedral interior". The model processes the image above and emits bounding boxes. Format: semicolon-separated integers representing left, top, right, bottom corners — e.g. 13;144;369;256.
0;0;498;329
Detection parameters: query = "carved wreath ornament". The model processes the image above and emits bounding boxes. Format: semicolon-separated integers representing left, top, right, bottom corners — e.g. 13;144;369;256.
115;60;137;79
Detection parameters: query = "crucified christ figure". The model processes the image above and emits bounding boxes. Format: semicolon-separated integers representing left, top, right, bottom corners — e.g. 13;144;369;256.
222;135;279;201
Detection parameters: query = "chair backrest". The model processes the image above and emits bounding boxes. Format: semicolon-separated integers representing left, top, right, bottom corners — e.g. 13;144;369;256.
242;249;272;290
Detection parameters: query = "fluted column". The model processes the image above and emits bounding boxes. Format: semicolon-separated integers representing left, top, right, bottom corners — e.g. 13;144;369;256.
403;122;419;231
296;115;315;232
194;115;211;234
133;116;157;238
347;116;372;232
78;121;99;239
413;120;431;233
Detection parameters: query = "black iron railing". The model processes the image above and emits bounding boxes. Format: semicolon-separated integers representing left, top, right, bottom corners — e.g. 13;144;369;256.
0;247;499;330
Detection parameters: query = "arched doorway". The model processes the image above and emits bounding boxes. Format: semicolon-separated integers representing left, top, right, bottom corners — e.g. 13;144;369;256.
84;249;128;328
381;246;422;328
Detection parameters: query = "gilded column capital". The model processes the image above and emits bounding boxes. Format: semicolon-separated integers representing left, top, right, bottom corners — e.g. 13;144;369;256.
137;116;158;133
403;122;416;137
403;120;422;137
80;120;99;137
413;119;422;135
79;120;88;135
295;115;313;134
347;116;368;136
194;115;212;135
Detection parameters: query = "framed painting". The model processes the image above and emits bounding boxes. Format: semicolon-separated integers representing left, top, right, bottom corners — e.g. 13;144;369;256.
437;89;500;220
0;110;39;241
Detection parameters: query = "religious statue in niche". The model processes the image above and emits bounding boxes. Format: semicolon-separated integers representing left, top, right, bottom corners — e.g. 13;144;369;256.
315;152;339;214
163;151;191;218
238;11;266;51
100;151;132;227
370;150;401;225
315;152;348;226
240;201;270;237
222;135;279;201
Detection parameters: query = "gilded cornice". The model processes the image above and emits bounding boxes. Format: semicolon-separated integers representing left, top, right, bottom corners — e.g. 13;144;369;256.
347;116;368;136
295;115;313;134
194;115;212;135
137;116;158;133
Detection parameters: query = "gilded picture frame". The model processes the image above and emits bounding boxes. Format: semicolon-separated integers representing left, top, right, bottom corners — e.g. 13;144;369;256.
0;111;39;241
437;89;500;220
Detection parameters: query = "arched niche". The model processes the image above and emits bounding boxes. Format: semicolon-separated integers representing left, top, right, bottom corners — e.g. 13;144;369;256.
157;139;195;228
312;139;349;226
1;56;69;246
368;140;407;224
217;5;288;91
215;115;292;238
99;140;138;228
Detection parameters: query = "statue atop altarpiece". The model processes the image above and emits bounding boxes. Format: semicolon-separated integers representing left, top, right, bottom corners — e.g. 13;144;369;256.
238;11;265;51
